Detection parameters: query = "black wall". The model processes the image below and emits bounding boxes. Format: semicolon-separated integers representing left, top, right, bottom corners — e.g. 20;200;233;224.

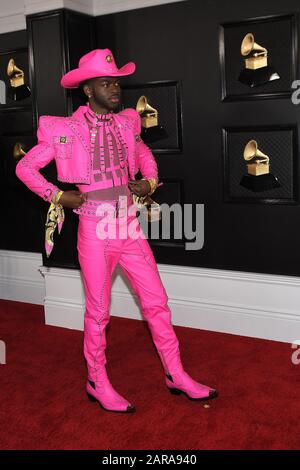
95;0;300;276
3;0;300;277
0;30;43;253
0;10;94;268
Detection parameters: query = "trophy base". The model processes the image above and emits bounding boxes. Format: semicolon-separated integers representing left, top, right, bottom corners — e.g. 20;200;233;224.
240;173;281;192
238;66;280;88
7;84;31;101
141;125;168;143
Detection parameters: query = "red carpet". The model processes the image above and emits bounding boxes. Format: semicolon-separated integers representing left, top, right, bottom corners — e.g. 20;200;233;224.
0;298;299;450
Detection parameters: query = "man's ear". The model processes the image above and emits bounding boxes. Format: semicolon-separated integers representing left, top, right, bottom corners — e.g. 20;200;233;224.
82;84;90;97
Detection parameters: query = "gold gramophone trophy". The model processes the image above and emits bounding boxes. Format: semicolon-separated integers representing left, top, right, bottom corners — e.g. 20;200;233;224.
133;193;162;223
240;139;281;191
136;95;167;143
238;33;280;87
12;142;26;160
7;58;31;100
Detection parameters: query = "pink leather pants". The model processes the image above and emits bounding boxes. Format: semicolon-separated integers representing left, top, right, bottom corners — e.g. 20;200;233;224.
76;203;181;384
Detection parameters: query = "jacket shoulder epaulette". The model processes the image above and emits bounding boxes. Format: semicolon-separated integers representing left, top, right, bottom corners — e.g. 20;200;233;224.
117;108;140;132
38;115;64;131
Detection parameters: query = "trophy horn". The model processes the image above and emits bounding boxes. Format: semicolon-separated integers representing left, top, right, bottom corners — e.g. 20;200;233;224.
243;140;269;164
13;142;26;160
241;33;268;57
7;59;25;87
7;58;31;100
136;95;158;128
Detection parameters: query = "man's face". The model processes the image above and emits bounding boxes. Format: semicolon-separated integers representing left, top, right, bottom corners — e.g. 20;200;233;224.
83;76;121;111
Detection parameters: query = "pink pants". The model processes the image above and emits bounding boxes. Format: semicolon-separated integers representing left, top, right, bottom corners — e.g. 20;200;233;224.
76;203;181;384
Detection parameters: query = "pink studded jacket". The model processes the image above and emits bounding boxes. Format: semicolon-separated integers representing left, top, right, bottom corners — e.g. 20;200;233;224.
15;105;158;203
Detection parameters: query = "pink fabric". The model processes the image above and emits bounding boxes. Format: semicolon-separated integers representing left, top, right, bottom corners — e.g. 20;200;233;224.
15;106;158;202
78;210;217;405
86;367;133;412
15;101;217;407
77;211;181;388
60;48;136;89
15;120;61;203
73;104;132;217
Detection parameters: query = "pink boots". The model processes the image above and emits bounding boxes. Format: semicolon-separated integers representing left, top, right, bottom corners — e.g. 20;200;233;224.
157;348;218;402
141;301;218;403
86;368;135;413
165;371;218;401
78;213;218;413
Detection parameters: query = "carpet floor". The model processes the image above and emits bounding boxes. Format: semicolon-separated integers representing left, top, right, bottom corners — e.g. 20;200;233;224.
0;299;299;450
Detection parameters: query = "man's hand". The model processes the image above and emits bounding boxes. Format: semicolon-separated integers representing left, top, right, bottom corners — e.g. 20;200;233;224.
59;190;87;209
128;179;151;198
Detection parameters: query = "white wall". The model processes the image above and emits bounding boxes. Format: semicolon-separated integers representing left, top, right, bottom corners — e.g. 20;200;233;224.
0;0;26;33
92;0;185;16
0;0;186;33
0;250;45;305
1;249;300;344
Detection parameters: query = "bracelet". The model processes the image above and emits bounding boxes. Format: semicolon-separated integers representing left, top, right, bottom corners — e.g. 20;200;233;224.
52;190;64;205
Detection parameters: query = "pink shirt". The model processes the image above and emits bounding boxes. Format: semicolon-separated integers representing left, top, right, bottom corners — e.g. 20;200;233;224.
73;104;134;217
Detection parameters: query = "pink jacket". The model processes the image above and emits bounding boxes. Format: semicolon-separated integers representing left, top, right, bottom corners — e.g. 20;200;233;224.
15;105;158;203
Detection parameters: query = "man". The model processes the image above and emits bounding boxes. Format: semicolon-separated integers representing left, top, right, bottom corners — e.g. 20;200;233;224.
16;49;218;413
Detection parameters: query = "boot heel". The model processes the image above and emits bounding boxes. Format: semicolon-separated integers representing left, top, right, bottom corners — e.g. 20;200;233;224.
168;387;182;395
87;392;97;402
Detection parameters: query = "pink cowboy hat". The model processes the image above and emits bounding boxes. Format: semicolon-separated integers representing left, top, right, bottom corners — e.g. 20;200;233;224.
60;48;136;88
